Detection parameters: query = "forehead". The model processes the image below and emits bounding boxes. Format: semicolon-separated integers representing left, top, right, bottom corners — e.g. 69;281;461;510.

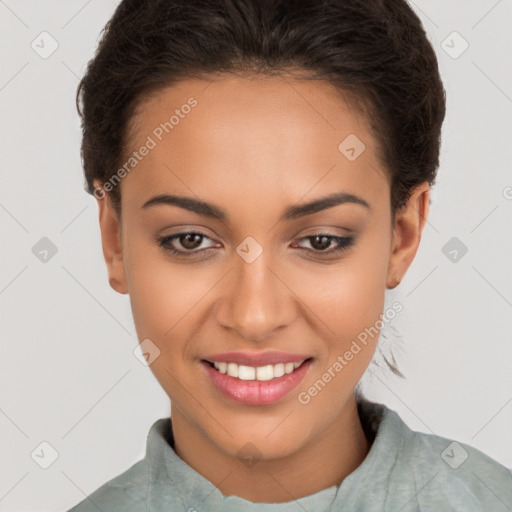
120;74;389;214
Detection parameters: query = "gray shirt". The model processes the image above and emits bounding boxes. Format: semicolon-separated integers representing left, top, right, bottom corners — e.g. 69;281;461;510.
67;399;512;511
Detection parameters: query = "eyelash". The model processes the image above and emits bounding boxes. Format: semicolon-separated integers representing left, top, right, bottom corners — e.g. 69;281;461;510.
155;231;355;258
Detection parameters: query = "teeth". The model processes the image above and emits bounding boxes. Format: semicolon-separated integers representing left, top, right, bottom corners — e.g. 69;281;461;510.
238;365;256;380
285;362;295;374
273;363;285;378
256;365;273;381
226;362;238;378
211;360;306;381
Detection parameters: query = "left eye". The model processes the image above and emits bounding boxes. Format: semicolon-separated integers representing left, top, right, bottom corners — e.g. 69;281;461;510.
293;233;355;254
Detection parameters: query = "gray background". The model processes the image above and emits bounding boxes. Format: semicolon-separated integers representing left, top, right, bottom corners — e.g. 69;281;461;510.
0;1;511;510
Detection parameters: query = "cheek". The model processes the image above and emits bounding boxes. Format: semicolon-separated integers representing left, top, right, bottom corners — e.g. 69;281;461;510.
286;235;389;388
124;242;200;343
125;255;210;395
130;275;198;338
293;245;388;333
293;257;388;415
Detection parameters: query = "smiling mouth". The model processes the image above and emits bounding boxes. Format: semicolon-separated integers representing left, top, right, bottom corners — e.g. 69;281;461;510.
202;358;313;382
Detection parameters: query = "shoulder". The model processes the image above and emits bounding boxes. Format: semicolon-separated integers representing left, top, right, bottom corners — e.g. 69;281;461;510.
410;428;511;505
66;417;175;511
380;405;512;510
66;456;149;511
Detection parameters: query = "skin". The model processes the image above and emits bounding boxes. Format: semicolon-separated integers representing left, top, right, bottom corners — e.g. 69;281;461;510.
94;74;429;503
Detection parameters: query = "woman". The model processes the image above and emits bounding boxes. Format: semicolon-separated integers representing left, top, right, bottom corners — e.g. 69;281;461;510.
68;0;512;510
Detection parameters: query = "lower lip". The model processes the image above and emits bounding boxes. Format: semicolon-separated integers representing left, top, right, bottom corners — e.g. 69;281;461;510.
201;359;313;406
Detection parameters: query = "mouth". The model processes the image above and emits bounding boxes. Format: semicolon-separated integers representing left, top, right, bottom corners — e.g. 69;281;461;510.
200;357;313;405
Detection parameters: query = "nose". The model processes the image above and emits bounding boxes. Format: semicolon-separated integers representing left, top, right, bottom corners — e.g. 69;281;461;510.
215;247;295;343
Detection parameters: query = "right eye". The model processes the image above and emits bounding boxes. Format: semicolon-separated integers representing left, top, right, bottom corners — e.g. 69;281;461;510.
155;231;218;257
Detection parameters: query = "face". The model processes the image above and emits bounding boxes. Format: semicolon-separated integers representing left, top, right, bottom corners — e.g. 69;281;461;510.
96;74;429;461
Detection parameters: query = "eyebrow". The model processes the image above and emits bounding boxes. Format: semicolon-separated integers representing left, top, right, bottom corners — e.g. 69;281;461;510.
141;191;371;221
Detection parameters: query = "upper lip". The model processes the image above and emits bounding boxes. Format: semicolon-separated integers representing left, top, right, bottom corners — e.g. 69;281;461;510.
203;351;312;367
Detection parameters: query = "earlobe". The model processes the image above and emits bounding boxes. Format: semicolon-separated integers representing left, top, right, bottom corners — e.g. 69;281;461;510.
95;189;128;295
386;182;430;289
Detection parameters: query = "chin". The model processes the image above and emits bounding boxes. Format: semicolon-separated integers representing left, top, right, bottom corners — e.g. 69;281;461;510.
211;423;308;462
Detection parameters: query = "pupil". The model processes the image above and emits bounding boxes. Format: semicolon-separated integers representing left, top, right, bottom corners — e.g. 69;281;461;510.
313;235;330;251
182;234;201;249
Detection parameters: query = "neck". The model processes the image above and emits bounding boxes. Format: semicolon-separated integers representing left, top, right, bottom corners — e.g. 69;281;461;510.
170;395;371;503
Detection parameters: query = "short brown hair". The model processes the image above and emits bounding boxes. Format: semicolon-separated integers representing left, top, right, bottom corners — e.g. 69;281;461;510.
76;0;446;221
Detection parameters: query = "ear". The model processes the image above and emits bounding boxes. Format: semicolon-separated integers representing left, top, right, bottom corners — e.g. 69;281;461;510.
386;181;430;289
95;184;128;295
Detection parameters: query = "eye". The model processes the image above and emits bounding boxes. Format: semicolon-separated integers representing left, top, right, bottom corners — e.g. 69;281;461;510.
156;231;217;256
155;231;355;259
293;232;355;254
